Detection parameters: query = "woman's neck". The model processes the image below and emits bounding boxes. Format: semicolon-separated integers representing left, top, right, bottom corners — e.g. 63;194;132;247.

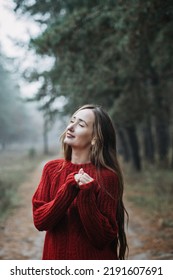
71;149;91;164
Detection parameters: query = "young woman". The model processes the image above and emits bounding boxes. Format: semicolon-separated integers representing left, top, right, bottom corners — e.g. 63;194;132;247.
32;104;128;260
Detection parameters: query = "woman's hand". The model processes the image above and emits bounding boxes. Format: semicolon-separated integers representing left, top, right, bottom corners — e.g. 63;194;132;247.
74;168;94;186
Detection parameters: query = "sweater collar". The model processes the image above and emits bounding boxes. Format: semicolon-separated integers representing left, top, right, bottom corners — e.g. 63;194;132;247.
64;160;94;170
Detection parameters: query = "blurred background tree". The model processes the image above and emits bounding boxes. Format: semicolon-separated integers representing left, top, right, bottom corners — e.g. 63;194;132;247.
0;54;38;150
12;0;173;170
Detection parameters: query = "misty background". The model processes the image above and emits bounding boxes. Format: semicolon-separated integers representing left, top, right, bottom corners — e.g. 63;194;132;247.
0;0;66;155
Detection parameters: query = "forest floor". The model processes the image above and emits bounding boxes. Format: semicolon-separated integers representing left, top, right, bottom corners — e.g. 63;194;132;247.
0;159;173;260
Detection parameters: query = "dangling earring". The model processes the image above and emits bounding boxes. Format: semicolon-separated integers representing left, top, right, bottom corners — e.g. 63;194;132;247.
91;137;96;146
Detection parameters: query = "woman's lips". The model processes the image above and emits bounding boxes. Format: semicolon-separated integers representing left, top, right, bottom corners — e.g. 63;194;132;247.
66;132;75;138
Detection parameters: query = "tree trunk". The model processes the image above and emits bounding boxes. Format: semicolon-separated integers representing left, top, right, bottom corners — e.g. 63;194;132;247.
142;117;155;163
116;127;130;162
1;141;6;151
171;134;173;169
125;125;141;171
155;117;170;166
153;91;170;166
147;57;170;166
43;119;49;155
138;36;170;166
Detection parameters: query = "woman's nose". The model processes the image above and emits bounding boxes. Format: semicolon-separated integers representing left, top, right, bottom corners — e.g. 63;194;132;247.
67;123;75;131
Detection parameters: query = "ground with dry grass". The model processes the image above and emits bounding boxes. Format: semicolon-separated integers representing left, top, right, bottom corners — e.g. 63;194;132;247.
125;164;173;260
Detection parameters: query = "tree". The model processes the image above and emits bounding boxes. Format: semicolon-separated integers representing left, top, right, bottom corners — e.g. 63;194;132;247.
0;54;39;149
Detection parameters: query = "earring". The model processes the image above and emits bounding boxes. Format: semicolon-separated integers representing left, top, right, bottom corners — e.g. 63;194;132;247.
91;138;96;146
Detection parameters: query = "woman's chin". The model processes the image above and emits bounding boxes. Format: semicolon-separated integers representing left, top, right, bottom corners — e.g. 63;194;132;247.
64;138;74;146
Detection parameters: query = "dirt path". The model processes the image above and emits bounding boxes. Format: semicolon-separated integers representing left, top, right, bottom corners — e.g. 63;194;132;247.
0;160;171;260
0;161;46;260
126;200;173;260
126;202;151;259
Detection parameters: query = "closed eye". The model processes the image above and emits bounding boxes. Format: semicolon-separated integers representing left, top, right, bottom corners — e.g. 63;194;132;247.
79;124;85;127
69;116;87;127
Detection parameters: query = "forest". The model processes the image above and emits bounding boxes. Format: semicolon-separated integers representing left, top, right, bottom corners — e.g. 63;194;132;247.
11;0;173;171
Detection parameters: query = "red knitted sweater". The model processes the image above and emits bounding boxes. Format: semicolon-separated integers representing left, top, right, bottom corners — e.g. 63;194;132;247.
32;159;119;260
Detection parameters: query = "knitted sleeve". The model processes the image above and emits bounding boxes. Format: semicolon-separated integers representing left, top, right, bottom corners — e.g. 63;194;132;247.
32;163;79;231
77;172;118;249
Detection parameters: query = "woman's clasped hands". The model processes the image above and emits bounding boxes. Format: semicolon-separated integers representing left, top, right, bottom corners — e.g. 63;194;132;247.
74;168;94;187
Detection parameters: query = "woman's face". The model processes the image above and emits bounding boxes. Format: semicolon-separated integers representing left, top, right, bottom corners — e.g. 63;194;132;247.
64;109;95;150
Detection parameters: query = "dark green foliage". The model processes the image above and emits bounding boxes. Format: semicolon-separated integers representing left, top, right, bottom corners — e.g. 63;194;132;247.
12;0;173;169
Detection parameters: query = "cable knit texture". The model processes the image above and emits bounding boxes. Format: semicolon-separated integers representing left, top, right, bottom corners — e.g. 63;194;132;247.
32;159;119;260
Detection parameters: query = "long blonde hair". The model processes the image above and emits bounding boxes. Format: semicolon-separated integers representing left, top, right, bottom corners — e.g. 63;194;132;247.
61;104;128;259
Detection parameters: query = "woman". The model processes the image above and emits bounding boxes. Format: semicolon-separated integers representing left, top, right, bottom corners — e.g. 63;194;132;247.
32;104;128;260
